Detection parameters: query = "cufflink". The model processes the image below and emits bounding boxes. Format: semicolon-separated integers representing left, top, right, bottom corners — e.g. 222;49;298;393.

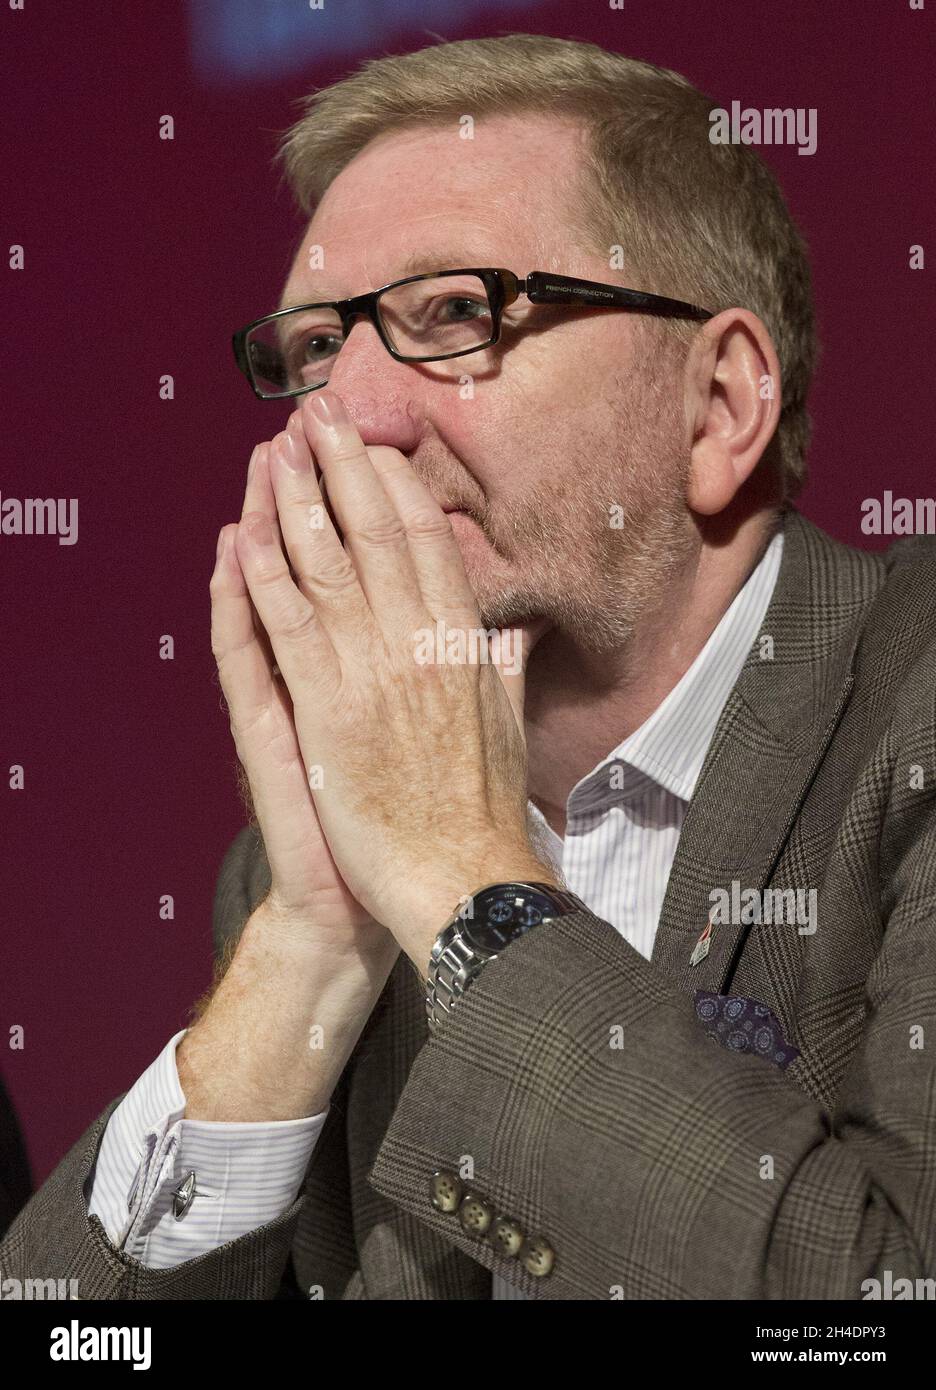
171;1169;208;1220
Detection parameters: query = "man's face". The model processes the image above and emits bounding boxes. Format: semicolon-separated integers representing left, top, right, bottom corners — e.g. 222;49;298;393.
278;114;695;653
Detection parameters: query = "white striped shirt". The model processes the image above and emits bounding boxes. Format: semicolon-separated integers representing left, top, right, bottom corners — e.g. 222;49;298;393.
88;530;783;1291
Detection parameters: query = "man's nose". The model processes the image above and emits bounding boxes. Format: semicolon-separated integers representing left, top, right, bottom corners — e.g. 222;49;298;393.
323;317;424;453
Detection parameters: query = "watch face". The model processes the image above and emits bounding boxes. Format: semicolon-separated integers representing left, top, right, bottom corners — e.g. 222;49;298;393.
461;885;556;953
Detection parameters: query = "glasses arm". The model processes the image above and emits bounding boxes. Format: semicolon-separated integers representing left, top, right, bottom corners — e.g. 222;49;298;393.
524;271;713;321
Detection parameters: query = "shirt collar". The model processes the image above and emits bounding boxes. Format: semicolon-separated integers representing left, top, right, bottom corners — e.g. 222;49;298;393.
530;529;785;826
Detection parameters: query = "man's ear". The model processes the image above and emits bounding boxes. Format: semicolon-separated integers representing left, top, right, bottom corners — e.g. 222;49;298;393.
684;309;782;516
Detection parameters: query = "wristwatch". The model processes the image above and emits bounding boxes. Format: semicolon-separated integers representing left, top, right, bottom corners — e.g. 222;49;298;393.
426;881;586;1034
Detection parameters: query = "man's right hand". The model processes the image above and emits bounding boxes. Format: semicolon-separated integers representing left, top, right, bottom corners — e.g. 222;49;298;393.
211;429;393;951
176;430;400;1122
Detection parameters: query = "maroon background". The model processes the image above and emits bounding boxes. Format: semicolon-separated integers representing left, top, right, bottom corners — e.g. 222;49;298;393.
2;0;933;1187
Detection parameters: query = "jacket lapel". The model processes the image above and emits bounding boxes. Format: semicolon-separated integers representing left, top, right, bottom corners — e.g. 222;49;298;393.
649;508;878;997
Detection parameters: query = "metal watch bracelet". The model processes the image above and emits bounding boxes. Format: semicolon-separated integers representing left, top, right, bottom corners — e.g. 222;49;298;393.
426;883;585;1034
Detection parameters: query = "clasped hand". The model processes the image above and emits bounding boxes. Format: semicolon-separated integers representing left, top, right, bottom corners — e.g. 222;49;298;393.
210;389;555;973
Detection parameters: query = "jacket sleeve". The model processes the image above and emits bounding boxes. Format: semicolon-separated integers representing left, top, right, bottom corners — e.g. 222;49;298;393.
0;827;333;1299
367;703;936;1300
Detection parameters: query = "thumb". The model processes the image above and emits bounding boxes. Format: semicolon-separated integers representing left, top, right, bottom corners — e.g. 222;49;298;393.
490;616;552;734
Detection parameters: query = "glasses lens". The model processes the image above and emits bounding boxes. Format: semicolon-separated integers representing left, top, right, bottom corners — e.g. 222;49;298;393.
245;305;344;397
377;274;493;358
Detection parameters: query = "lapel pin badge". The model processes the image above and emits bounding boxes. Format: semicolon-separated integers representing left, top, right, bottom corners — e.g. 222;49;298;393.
690;914;716;967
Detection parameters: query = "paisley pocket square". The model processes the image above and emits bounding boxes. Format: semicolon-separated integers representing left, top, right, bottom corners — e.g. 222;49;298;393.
693;991;801;1070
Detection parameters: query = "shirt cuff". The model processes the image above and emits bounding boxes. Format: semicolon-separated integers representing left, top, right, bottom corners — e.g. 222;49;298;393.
87;1028;327;1269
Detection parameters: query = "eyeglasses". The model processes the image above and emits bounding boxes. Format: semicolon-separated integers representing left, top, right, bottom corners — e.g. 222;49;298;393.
232;267;714;400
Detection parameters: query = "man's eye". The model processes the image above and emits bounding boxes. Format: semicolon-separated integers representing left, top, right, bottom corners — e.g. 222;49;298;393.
437;295;488;323
300;333;343;362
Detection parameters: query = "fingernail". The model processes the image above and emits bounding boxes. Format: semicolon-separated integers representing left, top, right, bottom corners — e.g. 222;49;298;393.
279;430;310;473
247;445;260;479
308;391;347;425
246;513;274;546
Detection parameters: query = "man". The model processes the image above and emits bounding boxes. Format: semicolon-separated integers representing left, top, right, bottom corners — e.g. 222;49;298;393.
3;34;935;1300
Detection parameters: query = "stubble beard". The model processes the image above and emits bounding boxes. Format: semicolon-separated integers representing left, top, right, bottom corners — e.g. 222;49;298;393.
466;378;696;657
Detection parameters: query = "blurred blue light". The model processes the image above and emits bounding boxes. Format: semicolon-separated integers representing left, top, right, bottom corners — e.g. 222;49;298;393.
189;0;542;83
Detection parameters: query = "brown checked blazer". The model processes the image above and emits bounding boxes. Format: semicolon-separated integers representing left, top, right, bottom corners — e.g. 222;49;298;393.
3;507;936;1300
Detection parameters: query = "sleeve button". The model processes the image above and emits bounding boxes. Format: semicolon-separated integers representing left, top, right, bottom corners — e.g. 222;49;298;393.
490;1214;525;1257
457;1191;494;1236
429;1168;464;1214
520;1233;556;1277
